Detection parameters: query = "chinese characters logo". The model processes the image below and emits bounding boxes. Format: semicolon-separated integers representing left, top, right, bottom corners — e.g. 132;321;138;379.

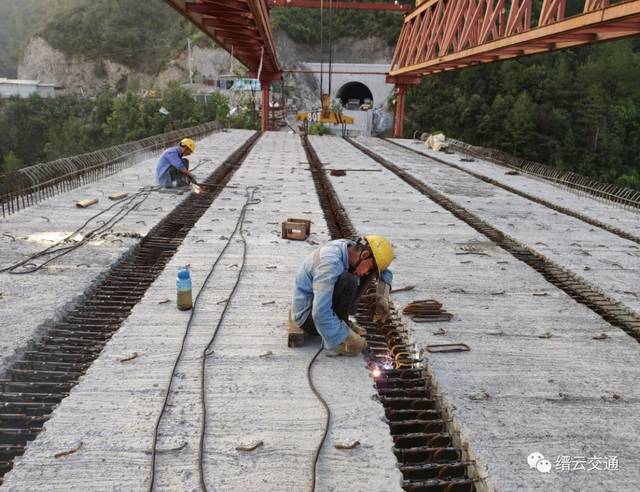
528;452;619;473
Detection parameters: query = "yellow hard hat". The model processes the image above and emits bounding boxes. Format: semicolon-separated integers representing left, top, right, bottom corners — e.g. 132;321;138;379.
364;235;394;274
180;137;196;153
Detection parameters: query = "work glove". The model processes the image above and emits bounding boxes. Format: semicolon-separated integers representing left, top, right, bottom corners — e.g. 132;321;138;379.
347;319;367;336
373;281;391;325
333;330;367;356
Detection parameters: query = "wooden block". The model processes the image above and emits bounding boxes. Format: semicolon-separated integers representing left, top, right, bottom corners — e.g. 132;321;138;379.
108;192;129;201
287;218;311;235
282;218;311;241
288;311;305;348
76;198;98;208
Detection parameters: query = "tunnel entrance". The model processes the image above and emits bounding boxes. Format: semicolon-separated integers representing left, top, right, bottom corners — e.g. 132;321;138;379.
336;82;373;109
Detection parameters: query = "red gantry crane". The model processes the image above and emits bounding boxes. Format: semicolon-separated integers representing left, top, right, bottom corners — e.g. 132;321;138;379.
268;0;412;11
165;0;283;131
166;1;411;130
388;0;640;137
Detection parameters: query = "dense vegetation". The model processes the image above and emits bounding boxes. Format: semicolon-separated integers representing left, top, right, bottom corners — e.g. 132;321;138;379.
40;0;192;73
271;6;403;45
0;83;233;174
406;39;640;190
2;1;639;189
0;0;84;77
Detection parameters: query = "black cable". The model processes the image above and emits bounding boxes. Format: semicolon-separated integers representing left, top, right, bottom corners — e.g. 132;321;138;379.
328;0;334;99
320;0;324;102
3;190;152;273
148;186;260;492
307;345;330;492
198;186;260;491
0;187;158;274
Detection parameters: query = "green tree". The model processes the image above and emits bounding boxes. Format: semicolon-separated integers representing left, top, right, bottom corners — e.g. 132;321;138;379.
2;152;24;174
103;92;147;142
405;38;640;190
159;82;199;131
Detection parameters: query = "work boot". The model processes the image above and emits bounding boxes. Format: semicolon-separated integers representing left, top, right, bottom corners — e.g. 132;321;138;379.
332;330;367;356
348;319;367;336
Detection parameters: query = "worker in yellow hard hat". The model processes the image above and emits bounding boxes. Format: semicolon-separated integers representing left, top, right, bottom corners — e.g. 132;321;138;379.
289;235;395;356
155;137;197;188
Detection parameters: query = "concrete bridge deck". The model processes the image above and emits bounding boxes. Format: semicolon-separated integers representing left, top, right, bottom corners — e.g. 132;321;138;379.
1;132;638;491
0;130;255;375
310;135;640;491
360;137;640;314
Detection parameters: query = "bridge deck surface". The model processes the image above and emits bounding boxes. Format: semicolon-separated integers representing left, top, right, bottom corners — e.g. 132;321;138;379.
311;135;640;491
0;130;255;375
2;132;639;491
363;137;640;313
2;132;402;492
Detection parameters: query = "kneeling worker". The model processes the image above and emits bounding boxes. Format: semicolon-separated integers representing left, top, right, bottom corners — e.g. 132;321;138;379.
290;235;394;356
155;137;196;188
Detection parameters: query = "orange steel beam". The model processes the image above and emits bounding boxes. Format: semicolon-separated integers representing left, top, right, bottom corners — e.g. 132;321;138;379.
283;69;390;74
165;0;281;77
389;0;640;77
268;0;412;11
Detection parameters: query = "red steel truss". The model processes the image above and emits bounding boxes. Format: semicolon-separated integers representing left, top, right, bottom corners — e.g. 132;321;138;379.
387;0;640;136
389;0;640;77
268;0;413;11
165;1;282;130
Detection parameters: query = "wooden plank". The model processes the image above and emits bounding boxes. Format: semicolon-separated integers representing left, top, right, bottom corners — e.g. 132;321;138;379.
108;192;129;201
287;310;305;348
76;198;98;208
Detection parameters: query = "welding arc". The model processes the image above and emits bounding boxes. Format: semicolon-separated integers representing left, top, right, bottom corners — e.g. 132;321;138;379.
0;187;157;274
307;346;330;492
148;186;261;492
198;186;260;491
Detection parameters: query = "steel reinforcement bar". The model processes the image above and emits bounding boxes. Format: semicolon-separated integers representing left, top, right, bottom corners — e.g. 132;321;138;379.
0;121;222;218
0;131;261;483
445;138;640;211
384;139;640;246
302;134;479;492
347;137;640;343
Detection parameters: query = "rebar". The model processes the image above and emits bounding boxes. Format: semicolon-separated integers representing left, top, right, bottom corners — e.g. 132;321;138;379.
348;137;640;343
0;122;222;217
0;131;260;481
445;138;640;211
304;135;478;492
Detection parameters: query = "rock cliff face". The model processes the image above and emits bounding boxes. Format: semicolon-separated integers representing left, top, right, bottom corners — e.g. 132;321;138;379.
275;31;393;65
17;31;392;99
19;37;137;90
17;37;230;92
274;31;393;110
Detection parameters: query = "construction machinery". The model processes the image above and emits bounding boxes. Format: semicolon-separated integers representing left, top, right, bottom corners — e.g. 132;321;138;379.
296;93;354;134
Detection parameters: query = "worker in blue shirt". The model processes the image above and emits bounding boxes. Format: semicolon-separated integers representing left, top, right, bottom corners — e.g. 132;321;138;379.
155;138;196;188
290;235;394;356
